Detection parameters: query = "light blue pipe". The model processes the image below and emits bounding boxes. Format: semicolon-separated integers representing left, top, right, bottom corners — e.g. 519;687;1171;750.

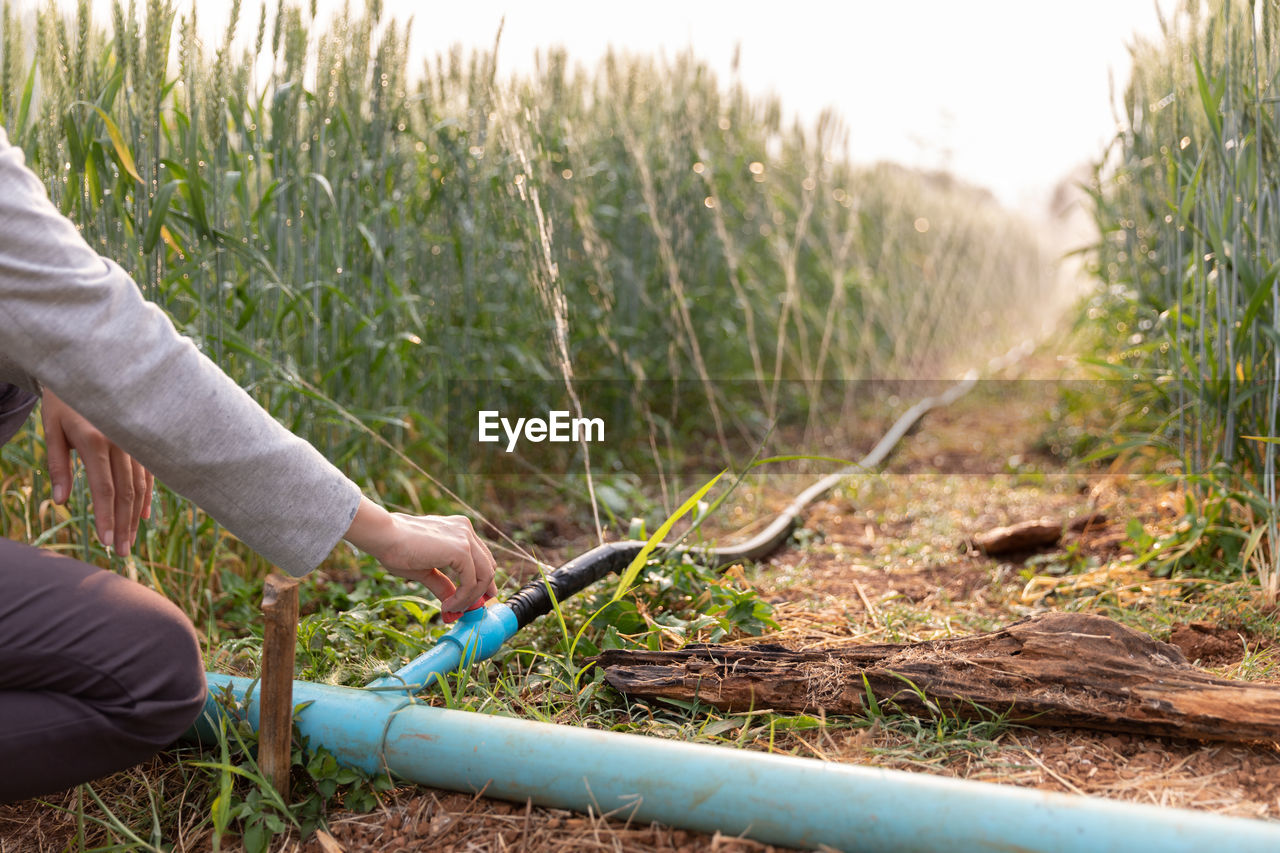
363;603;518;692
200;673;1280;853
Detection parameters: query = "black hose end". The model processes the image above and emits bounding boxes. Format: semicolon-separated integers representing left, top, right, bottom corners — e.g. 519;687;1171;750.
506;541;645;628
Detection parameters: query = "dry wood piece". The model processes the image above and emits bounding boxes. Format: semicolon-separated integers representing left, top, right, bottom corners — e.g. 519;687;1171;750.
598;612;1280;743
260;573;300;799
973;518;1062;554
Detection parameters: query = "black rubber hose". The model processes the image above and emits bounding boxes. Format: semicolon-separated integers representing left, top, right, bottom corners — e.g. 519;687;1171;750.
505;373;980;629
505;541;643;626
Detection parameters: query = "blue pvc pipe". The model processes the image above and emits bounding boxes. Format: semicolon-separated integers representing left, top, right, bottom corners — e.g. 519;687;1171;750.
200;673;1280;853
364;603;518;692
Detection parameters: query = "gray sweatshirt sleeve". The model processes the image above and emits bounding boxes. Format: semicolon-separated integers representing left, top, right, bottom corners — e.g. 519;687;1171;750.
0;129;362;575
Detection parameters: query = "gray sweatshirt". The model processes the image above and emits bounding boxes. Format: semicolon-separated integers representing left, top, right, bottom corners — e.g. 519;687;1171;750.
0;127;362;575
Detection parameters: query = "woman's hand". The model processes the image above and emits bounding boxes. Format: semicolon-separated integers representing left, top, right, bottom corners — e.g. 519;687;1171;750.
343;497;499;612
41;389;154;555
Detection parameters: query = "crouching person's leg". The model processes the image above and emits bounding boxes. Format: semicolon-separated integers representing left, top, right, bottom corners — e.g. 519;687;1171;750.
0;538;207;803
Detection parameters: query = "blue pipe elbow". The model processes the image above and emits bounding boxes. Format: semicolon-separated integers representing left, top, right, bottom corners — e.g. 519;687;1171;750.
365;602;518;692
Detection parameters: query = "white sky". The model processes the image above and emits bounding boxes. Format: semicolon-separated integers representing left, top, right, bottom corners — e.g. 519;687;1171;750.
89;0;1182;212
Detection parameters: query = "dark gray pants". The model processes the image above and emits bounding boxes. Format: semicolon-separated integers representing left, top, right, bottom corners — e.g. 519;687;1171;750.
0;538;207;803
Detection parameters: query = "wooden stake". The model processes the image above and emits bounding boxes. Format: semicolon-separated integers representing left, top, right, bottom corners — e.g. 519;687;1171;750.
259;573;300;799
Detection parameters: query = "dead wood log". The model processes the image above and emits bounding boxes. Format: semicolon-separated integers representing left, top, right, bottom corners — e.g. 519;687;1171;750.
597;612;1280;743
972;518;1062;554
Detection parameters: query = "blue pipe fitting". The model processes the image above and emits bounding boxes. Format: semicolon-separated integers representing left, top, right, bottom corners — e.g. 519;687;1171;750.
364;602;518;692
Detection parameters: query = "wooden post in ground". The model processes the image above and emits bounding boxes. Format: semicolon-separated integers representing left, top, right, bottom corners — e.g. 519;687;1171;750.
259;573;300;799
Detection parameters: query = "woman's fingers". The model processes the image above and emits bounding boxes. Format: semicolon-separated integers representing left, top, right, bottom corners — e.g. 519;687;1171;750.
473;534;500;599
77;435;117;549
129;460;149;549
396;566;457;603
440;547;484;612
442;519;496;611
364;511;500;613
40;391;154;554
462;534;498;605
142;471;154;521
109;446;136;554
41;406;72;505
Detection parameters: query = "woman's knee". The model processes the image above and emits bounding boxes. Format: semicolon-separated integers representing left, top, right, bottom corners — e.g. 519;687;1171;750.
128;595;208;745
0;541;207;745
0;542;208;778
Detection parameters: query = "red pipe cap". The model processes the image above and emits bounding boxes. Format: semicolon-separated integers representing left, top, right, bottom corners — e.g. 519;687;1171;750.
441;593;494;624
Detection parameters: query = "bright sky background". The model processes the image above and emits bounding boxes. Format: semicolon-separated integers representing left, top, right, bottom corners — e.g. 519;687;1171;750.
89;0;1182;212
